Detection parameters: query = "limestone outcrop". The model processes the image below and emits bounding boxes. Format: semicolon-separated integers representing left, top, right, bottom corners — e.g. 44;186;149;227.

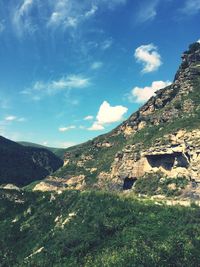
109;129;200;189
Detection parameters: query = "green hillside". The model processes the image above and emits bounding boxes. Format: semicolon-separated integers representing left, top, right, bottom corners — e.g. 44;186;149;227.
1;189;200;267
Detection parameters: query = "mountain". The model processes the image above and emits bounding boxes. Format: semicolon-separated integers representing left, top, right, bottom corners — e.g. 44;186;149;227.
33;42;200;193
18;141;66;159
1;42;200;267
0;136;63;186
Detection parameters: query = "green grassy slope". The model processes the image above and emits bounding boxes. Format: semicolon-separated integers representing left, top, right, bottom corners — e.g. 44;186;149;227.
0;189;200;267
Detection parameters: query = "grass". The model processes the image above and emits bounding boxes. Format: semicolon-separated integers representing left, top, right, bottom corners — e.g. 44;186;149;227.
0;189;200;266
134;172;189;197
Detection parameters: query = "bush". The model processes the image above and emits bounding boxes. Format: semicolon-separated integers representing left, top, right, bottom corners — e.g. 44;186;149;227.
134;172;188;197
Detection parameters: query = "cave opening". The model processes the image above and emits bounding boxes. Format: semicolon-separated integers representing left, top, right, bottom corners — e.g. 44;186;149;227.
123;177;137;190
146;152;189;171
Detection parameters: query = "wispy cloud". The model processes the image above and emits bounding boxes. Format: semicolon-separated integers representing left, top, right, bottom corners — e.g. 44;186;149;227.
91;61;103;70
4;115;17;121
22;74;91;100
134;44;162;73
47;0;79;29
181;0;200;15
4;115;26;122
59;125;76;132
47;0;124;30
5;0;127;38
85;5;98;18
88;101;128;131
136;0;160;23
128;80;172;103
101;38;113;50
84;115;94;121
12;0;35;36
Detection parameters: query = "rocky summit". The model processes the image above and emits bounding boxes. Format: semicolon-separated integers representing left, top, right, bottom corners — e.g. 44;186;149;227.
32;42;200;198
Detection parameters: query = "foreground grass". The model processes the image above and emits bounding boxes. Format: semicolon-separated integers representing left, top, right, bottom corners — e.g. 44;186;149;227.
0;189;200;267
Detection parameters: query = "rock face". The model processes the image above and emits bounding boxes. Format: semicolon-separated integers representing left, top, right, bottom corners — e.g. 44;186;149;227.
33;175;86;192
110;130;200;189
0;136;63;186
44;42;200;194
115;43;200;137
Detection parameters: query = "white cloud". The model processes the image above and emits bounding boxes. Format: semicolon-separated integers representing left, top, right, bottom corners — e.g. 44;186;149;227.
43;141;48;146
181;0;200;15
88;122;105;131
85;5;98;18
59;125;76;132
137;0;159;23
47;1;98;29
197;39;200;44
84;115;94;121
17;117;26;122
128;80;172;103
88;101;128;131
91;62;103;70
19;0;33;14
101;39;113;50
50;75;90;90
135;44;162;73
22;74;90;100
48;0;127;28
4;116;26;122
13;0;34;36
5;116;17;121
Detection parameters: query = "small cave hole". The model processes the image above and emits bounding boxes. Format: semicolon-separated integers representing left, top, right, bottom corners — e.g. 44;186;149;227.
123;177;137;190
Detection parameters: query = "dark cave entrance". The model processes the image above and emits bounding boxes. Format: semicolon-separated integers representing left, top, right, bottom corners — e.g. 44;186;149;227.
146;152;189;171
123;177;137;190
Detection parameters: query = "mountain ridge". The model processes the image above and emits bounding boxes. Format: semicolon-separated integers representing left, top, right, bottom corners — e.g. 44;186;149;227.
0;136;63;186
32;42;200;193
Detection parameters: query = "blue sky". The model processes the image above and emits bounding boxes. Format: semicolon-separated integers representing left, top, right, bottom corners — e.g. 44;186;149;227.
0;0;199;148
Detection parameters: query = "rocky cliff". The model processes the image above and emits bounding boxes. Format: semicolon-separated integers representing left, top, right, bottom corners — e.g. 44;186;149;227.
34;42;200;194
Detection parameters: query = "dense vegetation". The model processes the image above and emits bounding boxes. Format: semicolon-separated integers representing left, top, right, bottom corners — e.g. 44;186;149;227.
54;133;126;186
0;189;200;267
134;172;189;197
0;136;63;186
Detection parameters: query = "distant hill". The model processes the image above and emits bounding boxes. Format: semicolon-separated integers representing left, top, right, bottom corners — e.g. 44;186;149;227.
19;141;66;159
0;136;63;186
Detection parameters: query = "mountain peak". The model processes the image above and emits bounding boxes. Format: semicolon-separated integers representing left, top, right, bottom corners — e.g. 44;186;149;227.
31;42;200;193
174;42;200;81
